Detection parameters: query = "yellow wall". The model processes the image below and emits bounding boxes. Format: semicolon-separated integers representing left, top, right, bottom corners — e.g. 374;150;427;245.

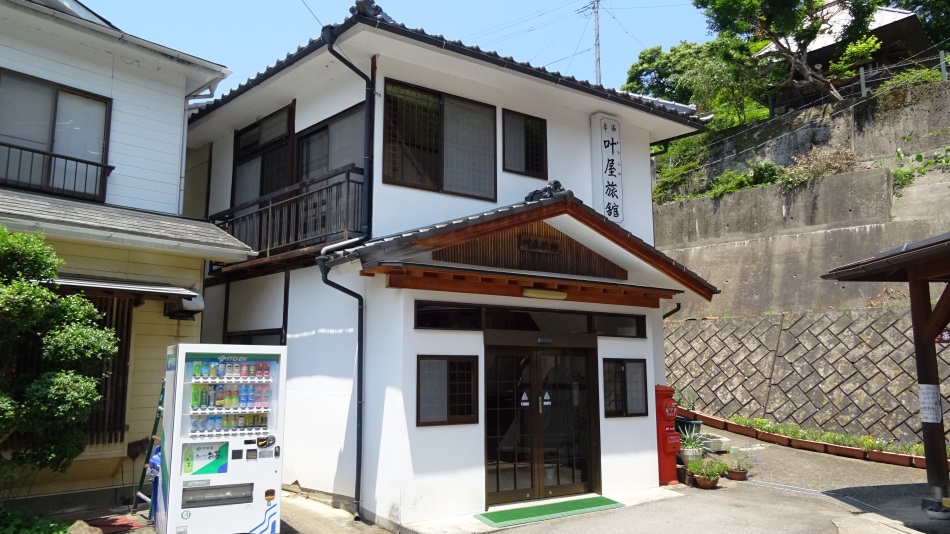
14;238;205;497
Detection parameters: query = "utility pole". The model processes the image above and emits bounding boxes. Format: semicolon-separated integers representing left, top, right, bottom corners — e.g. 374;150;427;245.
593;0;601;85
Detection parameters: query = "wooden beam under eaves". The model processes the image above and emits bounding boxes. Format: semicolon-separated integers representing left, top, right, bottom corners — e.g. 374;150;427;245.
362;265;675;308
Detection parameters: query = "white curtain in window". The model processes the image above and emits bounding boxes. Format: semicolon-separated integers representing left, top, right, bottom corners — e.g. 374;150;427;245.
328;109;364;172
419;359;448;423
51;92;106;194
0;76;54;185
443;97;494;198
503;111;525;173
625;361;646;415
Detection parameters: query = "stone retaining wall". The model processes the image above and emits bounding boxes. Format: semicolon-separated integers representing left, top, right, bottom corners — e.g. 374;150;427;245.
666;308;950;442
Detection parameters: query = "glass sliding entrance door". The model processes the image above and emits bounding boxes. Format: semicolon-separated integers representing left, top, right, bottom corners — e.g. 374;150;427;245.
485;346;596;505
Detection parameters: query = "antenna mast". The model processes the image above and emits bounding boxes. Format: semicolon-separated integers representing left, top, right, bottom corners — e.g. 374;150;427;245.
593;0;601;85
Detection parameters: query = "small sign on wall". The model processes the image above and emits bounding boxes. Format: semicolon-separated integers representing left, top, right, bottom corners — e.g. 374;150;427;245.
919;384;942;424
591;114;624;224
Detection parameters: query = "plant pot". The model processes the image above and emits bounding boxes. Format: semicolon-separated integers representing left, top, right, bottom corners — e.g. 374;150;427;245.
676;464;690;484
725;421;758;438
699;433;731;453
675;416;702;436
727;468;748;481
913;456;926;469
756;430;791;446
867;450;913;467
789;438;827;453
693;475;719;489
826;444;866;460
696;412;727;430
678;448;704;466
676;407;697;419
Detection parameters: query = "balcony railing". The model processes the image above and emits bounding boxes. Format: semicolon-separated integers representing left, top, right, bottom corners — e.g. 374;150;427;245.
210;165;365;263
0;141;114;202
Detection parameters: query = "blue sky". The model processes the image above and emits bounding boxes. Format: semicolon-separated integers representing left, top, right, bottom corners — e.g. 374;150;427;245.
87;0;712;98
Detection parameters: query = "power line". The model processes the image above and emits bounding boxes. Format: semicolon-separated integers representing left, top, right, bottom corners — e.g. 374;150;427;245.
546;48;593;68
564;15;593;72
609;3;693;8
601;7;646;49
464;0;585;41
298;0;324;27
481;11;584;47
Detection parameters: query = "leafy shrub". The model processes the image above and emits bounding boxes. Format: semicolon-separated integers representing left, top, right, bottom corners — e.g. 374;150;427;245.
687;458;728;479
829;36;881;78
673;388;697;410
874;67;942;96
680;430;705;450
782;147;858;190
727;447;755;471
0;508;69;534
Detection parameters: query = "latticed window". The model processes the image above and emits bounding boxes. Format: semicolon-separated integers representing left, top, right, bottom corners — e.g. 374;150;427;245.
384;80;496;200
503;109;547;179
603;358;647;417
417;355;478;425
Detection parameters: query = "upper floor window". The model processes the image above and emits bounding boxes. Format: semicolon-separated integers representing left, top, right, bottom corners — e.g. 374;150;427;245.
383;80;496;201
503;109;547;179
0;69;111;201
298;106;364;181
233;106;292;207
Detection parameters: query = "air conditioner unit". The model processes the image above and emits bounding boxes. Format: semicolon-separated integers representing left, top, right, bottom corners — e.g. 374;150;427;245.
164;295;205;321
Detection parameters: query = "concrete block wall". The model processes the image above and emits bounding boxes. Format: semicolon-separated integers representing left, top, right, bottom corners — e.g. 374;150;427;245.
666;309;950;442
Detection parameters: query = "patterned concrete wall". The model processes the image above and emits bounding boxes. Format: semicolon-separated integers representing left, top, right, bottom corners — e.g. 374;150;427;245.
666;308;950;441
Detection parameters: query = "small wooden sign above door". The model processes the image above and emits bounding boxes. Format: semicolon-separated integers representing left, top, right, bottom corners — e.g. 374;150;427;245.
519;235;560;255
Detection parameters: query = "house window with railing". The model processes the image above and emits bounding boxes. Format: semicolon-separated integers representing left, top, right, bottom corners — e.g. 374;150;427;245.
213;104;366;263
383;80;496;201
0;69;112;201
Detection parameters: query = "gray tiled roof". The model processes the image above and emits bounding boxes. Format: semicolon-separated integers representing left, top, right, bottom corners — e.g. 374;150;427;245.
0;188;253;257
190;1;706;128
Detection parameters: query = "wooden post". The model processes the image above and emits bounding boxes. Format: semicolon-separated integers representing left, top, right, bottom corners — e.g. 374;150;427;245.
940;51;947;82
909;268;949;499
860;67;867;97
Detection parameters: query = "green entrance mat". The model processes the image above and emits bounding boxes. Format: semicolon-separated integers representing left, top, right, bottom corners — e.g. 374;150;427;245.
475;496;624;528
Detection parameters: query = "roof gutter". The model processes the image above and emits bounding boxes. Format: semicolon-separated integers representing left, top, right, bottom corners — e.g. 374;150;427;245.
3;0;230;80
0;217;254;262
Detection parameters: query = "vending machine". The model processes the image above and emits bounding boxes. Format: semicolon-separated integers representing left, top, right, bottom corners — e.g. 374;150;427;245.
154;344;287;534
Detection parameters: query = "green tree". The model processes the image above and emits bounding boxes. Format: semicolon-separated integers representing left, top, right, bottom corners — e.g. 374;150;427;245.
0;227;117;496
892;0;950;44
622;41;703;104
693;0;883;101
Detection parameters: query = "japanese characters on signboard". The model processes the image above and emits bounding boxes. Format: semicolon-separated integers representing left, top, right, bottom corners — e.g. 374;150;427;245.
595;115;624;223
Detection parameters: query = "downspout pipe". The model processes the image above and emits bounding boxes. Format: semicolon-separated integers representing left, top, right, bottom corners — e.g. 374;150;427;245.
319;25;375;524
321;25;374;239
316;238;367;522
662;303;682;320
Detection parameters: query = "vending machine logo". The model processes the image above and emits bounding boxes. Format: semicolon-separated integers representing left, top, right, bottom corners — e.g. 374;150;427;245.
166;354;176;371
217;355;250;363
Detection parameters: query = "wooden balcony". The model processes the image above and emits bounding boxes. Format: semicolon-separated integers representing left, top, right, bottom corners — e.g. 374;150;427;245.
0;141;114;202
210;165;365;270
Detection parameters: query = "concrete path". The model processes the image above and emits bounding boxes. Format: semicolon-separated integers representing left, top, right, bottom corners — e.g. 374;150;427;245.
96;427;945;533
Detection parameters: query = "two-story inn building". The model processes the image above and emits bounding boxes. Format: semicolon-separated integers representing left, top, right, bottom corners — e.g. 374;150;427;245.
188;1;717;529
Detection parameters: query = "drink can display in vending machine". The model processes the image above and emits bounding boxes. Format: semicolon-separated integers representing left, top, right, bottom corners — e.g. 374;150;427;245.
209;362;217;377
240;363;249;377
262;384;270;408
262;362;270;377
248;363;256;376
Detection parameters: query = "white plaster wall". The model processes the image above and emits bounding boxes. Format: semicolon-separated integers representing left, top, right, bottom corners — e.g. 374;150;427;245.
227;273;284;332
200;283;226;344
360;274;410;526
597;334;661;495
198;54;660;245
207;136;235;215
370;58;596;238
0;8;189;214
283;265;362;497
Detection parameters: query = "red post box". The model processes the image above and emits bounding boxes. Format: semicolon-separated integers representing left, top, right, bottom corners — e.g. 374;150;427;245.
655;385;680;485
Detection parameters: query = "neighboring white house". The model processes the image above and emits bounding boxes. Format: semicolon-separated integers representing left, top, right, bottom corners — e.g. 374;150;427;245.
0;0;251;511
188;0;716;528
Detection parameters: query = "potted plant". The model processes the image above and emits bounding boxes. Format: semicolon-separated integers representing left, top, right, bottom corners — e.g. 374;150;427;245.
687;458;728;489
725;415;758;438
755;421;794;446
822;432;866;460
789;428;828;453
678;430;705;466
726;446;754;481
862;436;913;467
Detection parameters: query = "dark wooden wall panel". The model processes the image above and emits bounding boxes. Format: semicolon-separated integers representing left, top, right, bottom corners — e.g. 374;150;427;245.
433;221;627;280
